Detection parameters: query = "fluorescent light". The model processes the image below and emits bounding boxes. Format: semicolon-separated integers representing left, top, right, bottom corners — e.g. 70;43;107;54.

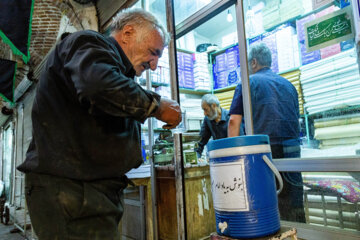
227;9;233;22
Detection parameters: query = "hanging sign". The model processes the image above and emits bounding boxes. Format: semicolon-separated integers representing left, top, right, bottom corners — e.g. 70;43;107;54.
305;7;354;52
0;0;35;63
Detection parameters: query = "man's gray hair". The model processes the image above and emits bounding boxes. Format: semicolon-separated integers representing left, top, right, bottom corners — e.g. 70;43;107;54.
110;8;169;45
202;94;220;107
248;42;272;67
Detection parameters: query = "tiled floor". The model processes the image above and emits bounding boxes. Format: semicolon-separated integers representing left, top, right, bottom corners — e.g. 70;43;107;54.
0;222;27;240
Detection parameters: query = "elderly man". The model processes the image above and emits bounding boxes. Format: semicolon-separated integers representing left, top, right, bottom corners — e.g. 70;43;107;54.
195;94;230;158
228;43;305;223
17;9;181;239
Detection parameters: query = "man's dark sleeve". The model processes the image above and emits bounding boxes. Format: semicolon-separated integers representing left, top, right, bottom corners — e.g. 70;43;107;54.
195;118;211;157
63;34;159;123
229;83;244;115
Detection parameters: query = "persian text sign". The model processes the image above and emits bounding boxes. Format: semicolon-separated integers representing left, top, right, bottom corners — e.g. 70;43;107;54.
210;161;249;212
305;7;354;52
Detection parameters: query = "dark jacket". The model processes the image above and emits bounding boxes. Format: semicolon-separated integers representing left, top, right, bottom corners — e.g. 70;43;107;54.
195;108;230;156
18;30;160;180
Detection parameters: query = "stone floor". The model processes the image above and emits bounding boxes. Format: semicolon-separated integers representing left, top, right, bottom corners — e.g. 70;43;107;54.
0;222;27;240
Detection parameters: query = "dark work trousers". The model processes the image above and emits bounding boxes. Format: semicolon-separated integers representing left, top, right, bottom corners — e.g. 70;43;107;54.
271;144;306;223
25;172;128;240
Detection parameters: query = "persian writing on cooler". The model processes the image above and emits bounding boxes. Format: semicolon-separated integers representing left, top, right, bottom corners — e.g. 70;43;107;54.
210;161;249;212
212;176;244;194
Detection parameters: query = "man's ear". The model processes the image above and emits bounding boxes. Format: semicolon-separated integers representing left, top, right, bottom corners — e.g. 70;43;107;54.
121;25;135;44
251;58;257;68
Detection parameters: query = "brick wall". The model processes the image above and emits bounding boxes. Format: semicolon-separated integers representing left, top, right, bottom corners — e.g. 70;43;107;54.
29;0;96;67
30;1;66;67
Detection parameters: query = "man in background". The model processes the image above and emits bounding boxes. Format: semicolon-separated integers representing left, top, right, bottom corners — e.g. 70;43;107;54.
195;94;230;158
18;9;181;239
228;43;305;222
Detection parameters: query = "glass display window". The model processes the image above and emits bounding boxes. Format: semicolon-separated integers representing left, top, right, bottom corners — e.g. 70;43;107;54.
240;0;359;160
174;0;215;25
175;6;238;166
176;5;237;52
144;0;167;32
175;5;238;95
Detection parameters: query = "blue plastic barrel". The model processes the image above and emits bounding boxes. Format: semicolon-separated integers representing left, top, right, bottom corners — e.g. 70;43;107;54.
208;135;282;238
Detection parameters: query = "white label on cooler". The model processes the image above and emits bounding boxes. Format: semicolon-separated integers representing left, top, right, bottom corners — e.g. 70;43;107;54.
210;160;249;211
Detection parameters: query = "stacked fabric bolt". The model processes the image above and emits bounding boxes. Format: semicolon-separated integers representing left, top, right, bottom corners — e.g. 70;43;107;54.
280;69;304;115
181;98;203;131
276;25;300;73
215;90;235;110
300;49;360;115
279;0;304;23
261;0;281;30
314;115;360;149
193;52;211;91
262;0;304;30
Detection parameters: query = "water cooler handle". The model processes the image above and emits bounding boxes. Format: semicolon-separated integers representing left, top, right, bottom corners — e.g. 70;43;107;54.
262;155;283;195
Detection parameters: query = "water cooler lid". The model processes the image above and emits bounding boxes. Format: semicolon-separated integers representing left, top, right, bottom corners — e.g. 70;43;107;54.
207;135;269;151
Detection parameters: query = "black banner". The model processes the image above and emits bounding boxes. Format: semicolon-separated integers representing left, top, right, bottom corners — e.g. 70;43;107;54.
0;59;16;103
0;0;34;63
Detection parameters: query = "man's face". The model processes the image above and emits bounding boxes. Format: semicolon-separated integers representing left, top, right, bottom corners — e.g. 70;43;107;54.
201;102;217;121
124;27;165;76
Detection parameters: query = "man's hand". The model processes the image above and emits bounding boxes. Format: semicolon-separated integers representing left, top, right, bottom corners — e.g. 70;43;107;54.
153;98;182;129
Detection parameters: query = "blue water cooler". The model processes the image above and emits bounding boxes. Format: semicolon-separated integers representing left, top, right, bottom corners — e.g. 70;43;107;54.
208;135;283;238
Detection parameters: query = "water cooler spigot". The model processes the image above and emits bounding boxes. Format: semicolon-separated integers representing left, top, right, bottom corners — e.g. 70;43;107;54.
218;221;228;233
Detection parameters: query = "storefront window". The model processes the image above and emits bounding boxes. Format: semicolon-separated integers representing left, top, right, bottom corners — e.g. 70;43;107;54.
239;0;360;235
175;5;237;163
241;0;359;158
145;0;167;32
176;5;237;51
133;0;172;165
174;0;215;25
